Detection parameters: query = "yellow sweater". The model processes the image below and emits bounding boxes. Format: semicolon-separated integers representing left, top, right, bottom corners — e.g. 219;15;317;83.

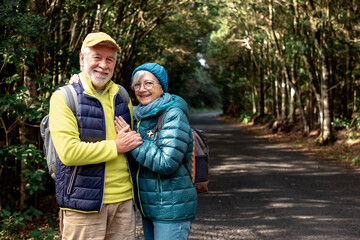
49;73;134;204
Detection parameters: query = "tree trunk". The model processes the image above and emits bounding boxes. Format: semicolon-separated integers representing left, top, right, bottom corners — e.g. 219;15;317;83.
302;54;318;129
93;4;101;32
288;78;309;136
284;69;294;123
311;83;322;132
274;77;280;120
320;68;332;144
308;2;332;144
20;62;39;209
343;43;350;118
259;67;265;116
252;86;257;114
354;90;358;113
281;68;286;121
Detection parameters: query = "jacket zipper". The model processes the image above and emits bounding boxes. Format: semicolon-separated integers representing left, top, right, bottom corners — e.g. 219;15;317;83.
157;174;163;205
136;164;146;217
135;120;146;217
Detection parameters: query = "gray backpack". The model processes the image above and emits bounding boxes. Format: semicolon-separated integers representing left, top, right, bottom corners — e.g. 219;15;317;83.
40;84;129;180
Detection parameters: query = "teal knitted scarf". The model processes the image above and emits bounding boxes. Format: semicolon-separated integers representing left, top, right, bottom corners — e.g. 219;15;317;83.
134;93;173;121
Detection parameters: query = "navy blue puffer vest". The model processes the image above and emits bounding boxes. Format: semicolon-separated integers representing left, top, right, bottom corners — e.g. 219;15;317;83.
55;81;131;212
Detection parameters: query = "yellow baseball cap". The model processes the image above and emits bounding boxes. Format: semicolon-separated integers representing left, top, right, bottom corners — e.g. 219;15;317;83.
81;32;121;52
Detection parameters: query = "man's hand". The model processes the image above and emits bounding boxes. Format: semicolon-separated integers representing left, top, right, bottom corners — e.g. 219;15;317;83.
114;116;130;133
114;117;143;153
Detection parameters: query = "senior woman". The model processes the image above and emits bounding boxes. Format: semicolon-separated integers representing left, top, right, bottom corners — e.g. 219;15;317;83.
115;63;197;240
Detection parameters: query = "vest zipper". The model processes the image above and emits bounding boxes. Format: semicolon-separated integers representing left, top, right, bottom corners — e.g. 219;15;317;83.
66;166;78;195
85;93;106;211
125;155;136;210
100;101;106;212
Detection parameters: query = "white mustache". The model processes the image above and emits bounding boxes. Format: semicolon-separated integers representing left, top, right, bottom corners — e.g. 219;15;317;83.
94;67;110;74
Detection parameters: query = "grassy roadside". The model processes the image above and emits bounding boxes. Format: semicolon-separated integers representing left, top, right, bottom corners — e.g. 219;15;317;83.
218;115;360;170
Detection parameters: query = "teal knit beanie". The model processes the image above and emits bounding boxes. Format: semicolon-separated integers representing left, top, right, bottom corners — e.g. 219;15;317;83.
131;63;168;92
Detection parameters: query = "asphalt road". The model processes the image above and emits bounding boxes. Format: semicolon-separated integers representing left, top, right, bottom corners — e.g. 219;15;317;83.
187;112;360;240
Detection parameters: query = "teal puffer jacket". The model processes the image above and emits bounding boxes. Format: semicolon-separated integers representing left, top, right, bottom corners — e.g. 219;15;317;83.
131;95;197;223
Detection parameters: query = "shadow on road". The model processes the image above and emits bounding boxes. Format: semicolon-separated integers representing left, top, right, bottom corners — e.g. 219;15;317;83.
188;112;360;240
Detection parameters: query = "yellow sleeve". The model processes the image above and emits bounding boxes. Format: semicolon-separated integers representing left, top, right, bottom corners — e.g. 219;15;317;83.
49;91;118;166
128;98;134;130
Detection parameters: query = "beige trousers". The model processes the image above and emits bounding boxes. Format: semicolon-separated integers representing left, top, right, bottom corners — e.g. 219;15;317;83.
60;200;135;240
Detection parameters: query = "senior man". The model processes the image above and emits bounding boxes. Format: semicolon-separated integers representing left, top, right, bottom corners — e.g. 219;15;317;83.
49;32;142;240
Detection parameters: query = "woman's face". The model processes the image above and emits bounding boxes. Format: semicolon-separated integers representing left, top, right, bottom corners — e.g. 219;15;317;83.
134;71;164;105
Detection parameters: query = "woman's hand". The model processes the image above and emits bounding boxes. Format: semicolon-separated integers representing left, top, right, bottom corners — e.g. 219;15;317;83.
114;116;143;153
66;74;80;85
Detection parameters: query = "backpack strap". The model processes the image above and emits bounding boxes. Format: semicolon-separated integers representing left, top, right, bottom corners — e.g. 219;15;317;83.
116;84;130;104
151;111;167;146
189;130;196;182
192;127;208;148
58;85;78;114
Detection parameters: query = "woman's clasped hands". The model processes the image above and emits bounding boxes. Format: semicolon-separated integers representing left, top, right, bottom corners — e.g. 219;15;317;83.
114;116;143;153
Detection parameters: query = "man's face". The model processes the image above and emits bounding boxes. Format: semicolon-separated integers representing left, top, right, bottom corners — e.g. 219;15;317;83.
80;44;116;90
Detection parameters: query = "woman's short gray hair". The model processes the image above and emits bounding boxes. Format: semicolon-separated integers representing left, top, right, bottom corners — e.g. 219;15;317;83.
131;70;159;88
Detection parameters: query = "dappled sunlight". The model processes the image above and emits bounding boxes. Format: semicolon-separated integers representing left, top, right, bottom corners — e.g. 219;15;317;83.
235;188;278;193
265;202;327;209
190;225;258;240
193;143;360;239
189;112;360;239
207;132;233;137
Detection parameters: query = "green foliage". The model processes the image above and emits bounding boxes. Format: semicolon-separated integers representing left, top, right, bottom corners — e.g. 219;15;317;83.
28;227;60;240
238;112;252;124
353;157;360;166
1;143;47;196
346;131;358;140
0;143;49;237
331;115;360;141
353;113;360;130
184;67;221;109
331;117;352;129
0;0;49;67
0;88;46;123
334;155;347;161
0;206;42;237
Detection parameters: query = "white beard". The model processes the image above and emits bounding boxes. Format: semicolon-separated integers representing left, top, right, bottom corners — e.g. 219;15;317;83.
84;62;112;88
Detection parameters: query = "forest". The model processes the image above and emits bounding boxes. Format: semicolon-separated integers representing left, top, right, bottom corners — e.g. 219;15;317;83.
1;0;360;238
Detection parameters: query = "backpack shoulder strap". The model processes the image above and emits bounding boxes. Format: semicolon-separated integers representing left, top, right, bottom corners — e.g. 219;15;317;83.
116;84;130;104
151;111;168;146
191;127;208;148
58;85;78;114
